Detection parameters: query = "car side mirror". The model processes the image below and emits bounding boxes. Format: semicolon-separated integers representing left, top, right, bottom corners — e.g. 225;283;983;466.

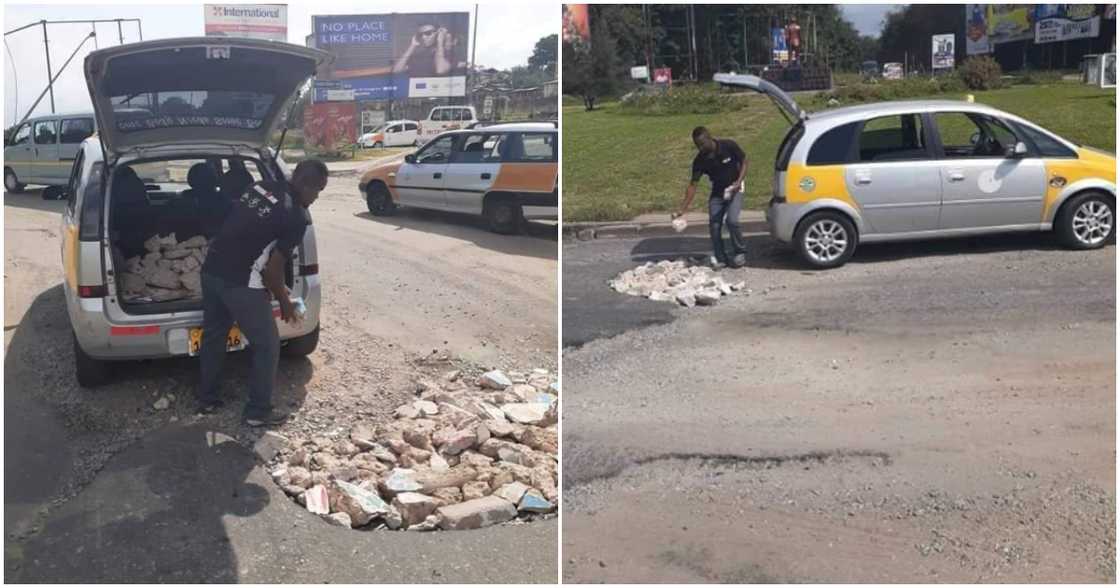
404;154;416;164
969;132;980;145
1006;141;1028;158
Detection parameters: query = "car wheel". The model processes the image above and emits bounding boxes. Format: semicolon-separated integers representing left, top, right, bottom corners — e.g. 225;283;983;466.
4;167;25;193
365;182;397;216
74;331;111;387
794;211;858;269
42;186;60;200
373;141;383;149
282;324;319;357
484;196;524;235
1057;191;1114;250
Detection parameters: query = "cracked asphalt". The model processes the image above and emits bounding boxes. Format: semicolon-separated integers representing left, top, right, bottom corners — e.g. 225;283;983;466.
562;231;1115;583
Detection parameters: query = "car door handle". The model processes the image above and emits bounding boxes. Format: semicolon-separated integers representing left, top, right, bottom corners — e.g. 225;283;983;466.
481;173;491;180
854;175;872;185
947;171;966;182
433;172;442;179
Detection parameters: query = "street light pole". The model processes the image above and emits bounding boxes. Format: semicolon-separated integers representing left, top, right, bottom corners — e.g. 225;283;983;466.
41;20;55;113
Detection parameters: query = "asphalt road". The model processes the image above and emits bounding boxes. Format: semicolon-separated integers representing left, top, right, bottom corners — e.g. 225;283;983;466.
4;173;558;583
562;231;1115;583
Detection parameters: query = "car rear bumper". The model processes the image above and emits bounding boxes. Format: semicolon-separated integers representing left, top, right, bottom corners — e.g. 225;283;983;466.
766;199;801;243
71;280;321;361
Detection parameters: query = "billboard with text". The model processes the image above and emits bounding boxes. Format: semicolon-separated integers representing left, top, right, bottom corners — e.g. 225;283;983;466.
204;4;287;41
311;12;469;101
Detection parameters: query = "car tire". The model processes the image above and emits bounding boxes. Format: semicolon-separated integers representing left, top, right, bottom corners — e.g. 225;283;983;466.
282;324;319;357
1056;191;1115;250
794;211;858;269
74;332;111;387
42;186;60;200
365;182;397;216
373;141;383;149
484;196;524;235
4;167;25;193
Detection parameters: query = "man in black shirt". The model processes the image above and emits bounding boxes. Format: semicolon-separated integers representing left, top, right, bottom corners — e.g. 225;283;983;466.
676;126;749;269
392;24;452;78
196;159;328;426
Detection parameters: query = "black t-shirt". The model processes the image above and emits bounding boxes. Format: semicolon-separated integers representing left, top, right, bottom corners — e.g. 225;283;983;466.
202;180;309;286
691;139;746;196
406;46;439;78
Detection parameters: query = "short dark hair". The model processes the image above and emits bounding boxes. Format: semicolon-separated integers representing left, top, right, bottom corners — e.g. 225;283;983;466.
293;159;329;182
692;126;710;141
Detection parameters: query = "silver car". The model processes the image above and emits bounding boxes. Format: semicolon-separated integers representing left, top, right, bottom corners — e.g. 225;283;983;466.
5;112;96;197
63;37;331;386
716;74;1117;268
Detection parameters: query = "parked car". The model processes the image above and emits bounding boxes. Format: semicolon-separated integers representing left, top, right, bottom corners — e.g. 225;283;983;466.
358;120;420;148
63;36;330;386
418;105;478;140
715;73;1116;268
358;122;558;234
859;60;879;80
5;112;96;198
882;62;904;80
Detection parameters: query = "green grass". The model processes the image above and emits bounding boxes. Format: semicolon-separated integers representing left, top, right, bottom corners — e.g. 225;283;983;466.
563;83;1116;222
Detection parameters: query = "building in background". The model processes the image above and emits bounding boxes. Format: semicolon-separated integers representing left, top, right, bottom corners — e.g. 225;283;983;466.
203;4;287;41
965;4;1115;71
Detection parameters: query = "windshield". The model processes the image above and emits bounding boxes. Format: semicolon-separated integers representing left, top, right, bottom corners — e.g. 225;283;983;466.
109;90;276;133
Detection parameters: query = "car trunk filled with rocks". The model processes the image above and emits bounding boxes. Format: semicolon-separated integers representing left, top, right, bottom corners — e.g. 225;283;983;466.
115;233;211;304
260;367;558;531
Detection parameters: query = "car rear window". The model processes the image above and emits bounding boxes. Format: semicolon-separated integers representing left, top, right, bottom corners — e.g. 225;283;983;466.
1016;123;1077;158
775;122;805;171
110;90;275;132
807;122;859;166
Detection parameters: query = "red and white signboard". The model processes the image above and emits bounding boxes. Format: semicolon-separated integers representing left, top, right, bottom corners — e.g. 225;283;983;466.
204;4;287;42
653;67;672;85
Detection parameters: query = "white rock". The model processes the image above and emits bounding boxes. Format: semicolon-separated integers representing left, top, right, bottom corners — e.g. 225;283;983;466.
501;403;551;425
413;400;439;416
330;480;390;527
695;289;721;306
392;492;438;527
323;512;352;528
437;496;517;530
676;293;696;308
493;481;531;504
479;370;513;390
303;485;330;515
153;396;170;410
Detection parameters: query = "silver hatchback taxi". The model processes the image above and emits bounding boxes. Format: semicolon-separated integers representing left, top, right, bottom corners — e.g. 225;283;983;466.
716;74;1117;268
63;37;331;386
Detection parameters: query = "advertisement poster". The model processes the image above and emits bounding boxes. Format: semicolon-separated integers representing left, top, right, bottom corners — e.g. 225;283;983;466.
312;12;469;101
653;67;672;85
932;33;955;70
204;4;287;41
1035;4;1101;44
630;66;649;80
303;102;357;150
562;4;590;45
965;4;991;55
987;4;1034;44
771;26;788;63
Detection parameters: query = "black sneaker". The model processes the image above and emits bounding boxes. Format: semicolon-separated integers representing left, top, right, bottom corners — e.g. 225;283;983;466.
196;400;225;415
729;254;748;269
243;410;288;427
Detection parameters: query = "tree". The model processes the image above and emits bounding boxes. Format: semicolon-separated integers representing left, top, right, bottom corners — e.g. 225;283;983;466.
879;5;965;73
528;34;558;76
511;65;551;89
562;13;621;111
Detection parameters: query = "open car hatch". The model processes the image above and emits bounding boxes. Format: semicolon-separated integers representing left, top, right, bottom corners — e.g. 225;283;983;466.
84;37;332;157
713;73;805;124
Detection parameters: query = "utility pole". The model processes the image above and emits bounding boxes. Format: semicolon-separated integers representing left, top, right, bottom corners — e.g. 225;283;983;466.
117;19;124;44
41;20;54;113
468;4;478;104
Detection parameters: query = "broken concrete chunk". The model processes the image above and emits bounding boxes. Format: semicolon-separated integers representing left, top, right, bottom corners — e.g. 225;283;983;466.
409;514;442;531
493;481;531;505
518;489;554;513
394;403;421;419
323;512;352;528
164;247;193;260
437;496;517;530
179;235;208;249
253;431;290;463
696;289;721;306
478;370;513;390
383;468;423;494
392;492;438;528
441;429;477;455
330;480;390;527
147;268;181;290
413;400;439;416
303;484;330;515
501;403;552;426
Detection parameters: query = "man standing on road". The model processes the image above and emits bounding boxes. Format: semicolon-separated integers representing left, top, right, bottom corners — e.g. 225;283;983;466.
196;160;329;426
675;126;749;269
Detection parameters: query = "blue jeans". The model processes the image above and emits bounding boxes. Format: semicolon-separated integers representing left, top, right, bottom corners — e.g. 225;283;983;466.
196;273;279;419
709;190;747;263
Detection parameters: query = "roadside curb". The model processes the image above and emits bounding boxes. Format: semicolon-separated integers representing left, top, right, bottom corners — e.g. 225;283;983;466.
564;212;768;241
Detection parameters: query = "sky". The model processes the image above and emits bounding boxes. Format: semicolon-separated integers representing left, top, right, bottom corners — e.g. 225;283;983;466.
839;4;904;38
3;0;557;127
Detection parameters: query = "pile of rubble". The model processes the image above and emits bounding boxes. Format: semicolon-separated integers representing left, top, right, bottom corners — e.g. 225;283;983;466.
118;233;210;303
609;259;745;307
261;368;559;531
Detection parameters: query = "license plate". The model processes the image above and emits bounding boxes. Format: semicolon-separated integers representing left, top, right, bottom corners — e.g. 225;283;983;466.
188;326;247;356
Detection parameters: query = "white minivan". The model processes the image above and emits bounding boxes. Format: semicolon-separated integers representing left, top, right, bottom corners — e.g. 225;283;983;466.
5;112;96;197
418;105;478;140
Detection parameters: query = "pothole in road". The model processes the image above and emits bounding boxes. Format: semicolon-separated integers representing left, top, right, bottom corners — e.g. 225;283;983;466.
260;367;559;532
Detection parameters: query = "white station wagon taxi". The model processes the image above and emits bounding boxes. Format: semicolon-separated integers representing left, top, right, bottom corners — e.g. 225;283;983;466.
716;74;1117;268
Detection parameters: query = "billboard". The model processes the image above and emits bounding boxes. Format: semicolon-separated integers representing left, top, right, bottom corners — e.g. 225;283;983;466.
987;4;1033;44
304;102;357;150
771;26;788;63
932;33;956;70
312;12;470;101
204;4;287;41
563;4;590;45
965;4;991;55
1035;4;1101;44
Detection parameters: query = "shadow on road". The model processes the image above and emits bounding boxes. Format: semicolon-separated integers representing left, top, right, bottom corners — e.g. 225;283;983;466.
354;207;558;260
4;189;66;214
4;283;314;582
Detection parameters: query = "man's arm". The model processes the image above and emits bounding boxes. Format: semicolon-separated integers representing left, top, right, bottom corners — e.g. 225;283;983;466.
392;42;417;73
677;182;698;218
261;249;296;323
434;28;452;75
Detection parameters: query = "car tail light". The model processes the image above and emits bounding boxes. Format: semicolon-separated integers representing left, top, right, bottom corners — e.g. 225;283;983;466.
300;264;318;276
78;285;107;298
